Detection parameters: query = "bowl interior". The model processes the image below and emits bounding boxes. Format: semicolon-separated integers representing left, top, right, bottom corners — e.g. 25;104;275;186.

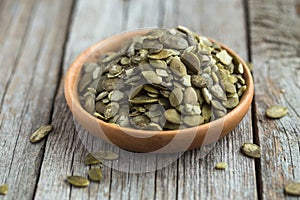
64;29;254;153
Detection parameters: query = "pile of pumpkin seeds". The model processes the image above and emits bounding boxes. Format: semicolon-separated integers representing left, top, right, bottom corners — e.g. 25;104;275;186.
66;151;118;187
78;26;247;131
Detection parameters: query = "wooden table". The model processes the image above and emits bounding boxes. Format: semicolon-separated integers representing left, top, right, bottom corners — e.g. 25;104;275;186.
0;0;299;199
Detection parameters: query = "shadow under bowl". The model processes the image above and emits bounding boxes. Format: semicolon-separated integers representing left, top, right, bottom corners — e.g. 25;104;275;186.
64;29;254;153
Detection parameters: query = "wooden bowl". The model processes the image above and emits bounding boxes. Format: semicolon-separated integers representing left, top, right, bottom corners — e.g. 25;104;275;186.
64;29;254;153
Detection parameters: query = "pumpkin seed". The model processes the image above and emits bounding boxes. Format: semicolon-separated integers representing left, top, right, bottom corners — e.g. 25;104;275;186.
241;143;261;158
164;109;181;124
210;84;227;100
202;88;212;104
88;168;103;182
148;49;179;60
266;105;288;119
130;96;159;104
215;162;227;170
216;50;232;65
170;56;187;77
95;91;109;101
285;182;300;196
0;184;8;195
142;71;163;84
169;88;183;107
143;85;159;94
159;34;188;49
66;176;90;187
88;151;119;160
191;74;213;88
181;51;201;74
110;90;125;102
202;104;212;120
104;102;120;119
183;115;204;126
149;59;167;69
30;125;53;143
84;153;103;165
131;115;150;128
237;85;247;97
222;94;239;109
184;87;198;105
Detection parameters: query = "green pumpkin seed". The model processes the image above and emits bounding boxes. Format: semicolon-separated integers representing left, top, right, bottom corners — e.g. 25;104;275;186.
120;57;130;65
164;109;181;124
210;84;227;100
84;153;103;165
211;100;226;112
191;74;213;88
0;184;8;195
181;51;201;74
142;71;163;84
184;87;198;105
144;123;162;131
266;105;288;119
88;168;103;182
30;125;53;143
156;69;168;77
159;34;188;49
170;57;187;77
202;88;212;104
237;85;247;97
216;50;233;65
88;151;119;160
223;81;236;94
66;176;90;187
183;115;204;126
130;96;159;104
222;94;239;109
143;85;159;94
96;91;108;101
131;115;150;128
149;59;167;69
285;182;300;196
142;40;163;53
169;88;183;107
215;162;227;170
148;49;179;60
241;143;261;158
110;90;125;102
104;102;120;119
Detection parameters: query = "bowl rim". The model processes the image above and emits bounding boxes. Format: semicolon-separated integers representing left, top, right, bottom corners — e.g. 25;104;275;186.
64;28;254;137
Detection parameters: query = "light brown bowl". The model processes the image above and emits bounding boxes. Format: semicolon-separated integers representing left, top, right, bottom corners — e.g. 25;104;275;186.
64;29;254;153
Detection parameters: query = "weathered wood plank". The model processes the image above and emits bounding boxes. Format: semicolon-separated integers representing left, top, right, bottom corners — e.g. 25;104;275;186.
249;0;300;199
36;0;256;199
34;0;125;199
0;0;74;199
173;0;256;199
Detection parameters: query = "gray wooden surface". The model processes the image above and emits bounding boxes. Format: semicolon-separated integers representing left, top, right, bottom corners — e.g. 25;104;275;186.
0;0;299;199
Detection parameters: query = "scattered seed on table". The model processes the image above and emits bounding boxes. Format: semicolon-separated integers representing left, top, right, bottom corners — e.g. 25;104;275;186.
88;168;103;182
215;162;227;170
30;125;53;143
284;182;300;196
241;143;261;158
0;184;8;195
266;105;288;119
66;176;90;187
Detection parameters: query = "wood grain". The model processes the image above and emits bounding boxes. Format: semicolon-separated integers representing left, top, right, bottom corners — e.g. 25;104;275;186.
34;0;257;199
249;0;300;199
0;0;74;199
